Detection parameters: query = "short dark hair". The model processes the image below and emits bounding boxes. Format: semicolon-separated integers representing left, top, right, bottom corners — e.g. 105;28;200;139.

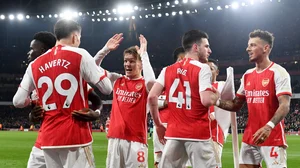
182;30;209;51
249;29;274;49
123;46;141;61
33;31;56;50
54;19;81;40
173;47;185;62
208;58;219;70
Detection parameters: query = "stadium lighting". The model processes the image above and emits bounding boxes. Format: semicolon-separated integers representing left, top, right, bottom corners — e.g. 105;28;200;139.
103;18;106;21
41;15;44;18
86;12;90;15
114;17;118;20
139;15;142;19
210;7;214;11
49;14;52;18
17;14;24;21
145;15;149;18
183;0;188;3
217;6;222;10
166;2;170;6
99;11;102;14
108;17;112;21
172;11;176;16
175;0;179;5
126;17;129;20
119;16;124;21
106;10;109;13
186;10;190;14
78;12;82;16
134;6;139;10
131;16;135;19
152;14;155;17
97;18;100;22
158;13;162;17
242;2;246;6
54;14;58;18
231;2;239;9
250;1;254;5
225;5;229;9
179;11;183;15
92;18;95;22
112;9;117;13
0;15;5;20
37;15;40;18
165;13;169;16
191;0;198;3
25;15;30;19
117;4;134;14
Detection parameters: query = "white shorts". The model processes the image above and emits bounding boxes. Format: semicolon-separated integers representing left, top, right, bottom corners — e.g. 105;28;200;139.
43;146;95;168
160;139;217;168
212;141;223;167
106;138;148;168
239;142;287;168
27;146;46;168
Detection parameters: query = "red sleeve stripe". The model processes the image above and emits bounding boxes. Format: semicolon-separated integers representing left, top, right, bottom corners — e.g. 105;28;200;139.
99;70;108;81
236;93;245;98
276;92;292;97
88;88;94;94
205;87;216;93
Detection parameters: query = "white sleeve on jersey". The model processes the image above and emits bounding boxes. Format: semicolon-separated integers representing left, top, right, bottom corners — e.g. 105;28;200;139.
141;52;156;90
79;49;112;95
198;64;213;92
236;74;245;96
107;71;122;87
274;67;292;96
13;64;35;108
156;67;166;87
94;45;110;66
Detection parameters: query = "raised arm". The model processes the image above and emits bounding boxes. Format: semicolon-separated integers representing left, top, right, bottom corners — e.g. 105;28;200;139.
135;34;156;91
94;33;123;66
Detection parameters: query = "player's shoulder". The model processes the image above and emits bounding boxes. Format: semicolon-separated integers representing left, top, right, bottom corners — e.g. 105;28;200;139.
189;59;210;69
61;46;90;57
269;62;289;75
244;67;256;76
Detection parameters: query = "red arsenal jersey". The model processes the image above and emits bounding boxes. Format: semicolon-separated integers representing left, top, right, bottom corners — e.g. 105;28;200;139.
236;62;292;146
25;45;106;148
156;58;213;141
107;76;148;144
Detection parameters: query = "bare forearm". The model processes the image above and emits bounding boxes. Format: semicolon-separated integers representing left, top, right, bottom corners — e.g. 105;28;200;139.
270;104;290;125
149;97;162;126
218;97;245;112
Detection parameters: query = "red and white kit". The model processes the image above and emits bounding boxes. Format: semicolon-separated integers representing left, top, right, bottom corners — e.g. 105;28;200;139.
156;58;217;168
237;62;292;167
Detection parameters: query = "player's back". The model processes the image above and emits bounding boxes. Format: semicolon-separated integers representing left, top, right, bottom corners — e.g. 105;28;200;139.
164;58;211;141
30;45;92;148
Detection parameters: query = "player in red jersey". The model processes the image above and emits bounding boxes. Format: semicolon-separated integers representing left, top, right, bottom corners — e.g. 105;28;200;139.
13;19;112;168
153;47;185;167
207;59;226;167
94;34;156;168
148;30;219;168
216;30;292;168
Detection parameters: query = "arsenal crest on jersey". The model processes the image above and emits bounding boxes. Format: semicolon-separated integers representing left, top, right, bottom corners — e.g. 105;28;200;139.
135;82;143;90
262;78;270;87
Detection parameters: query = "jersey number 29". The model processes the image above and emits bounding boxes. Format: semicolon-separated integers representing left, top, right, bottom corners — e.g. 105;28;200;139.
38;73;78;111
